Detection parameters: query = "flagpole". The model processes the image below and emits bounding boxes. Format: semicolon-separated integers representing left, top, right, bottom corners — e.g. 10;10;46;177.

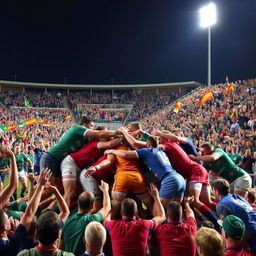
208;26;211;86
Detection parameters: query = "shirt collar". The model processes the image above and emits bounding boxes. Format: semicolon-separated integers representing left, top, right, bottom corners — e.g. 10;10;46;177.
122;216;136;221
84;251;104;256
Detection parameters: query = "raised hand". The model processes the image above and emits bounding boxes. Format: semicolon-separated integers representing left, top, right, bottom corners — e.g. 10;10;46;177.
148;183;159;198
84;166;97;179
184;196;194;205
99;180;109;192
38;168;52;186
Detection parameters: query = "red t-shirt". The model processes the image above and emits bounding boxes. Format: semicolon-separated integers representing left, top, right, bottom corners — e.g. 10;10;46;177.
152;217;197;256
70;140;103;169
91;155;115;183
104;217;156;256
225;247;255;256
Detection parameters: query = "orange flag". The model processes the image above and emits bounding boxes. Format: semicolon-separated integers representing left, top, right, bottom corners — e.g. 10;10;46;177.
199;90;213;107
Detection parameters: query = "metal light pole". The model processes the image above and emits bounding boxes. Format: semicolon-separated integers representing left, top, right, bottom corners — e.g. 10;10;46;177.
199;3;217;86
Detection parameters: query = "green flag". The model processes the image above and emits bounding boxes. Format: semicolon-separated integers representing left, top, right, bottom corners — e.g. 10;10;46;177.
24;97;32;107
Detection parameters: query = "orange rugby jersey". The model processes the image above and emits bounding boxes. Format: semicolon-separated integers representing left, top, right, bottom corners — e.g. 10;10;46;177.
114;144;141;173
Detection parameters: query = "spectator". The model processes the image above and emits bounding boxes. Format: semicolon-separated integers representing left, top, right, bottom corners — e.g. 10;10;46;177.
241;149;256;174
17;211;74;256
104;183;165;256
220;215;254;256
82;222;106;256
195;227;225;256
151;196;197;256
60;181;111;256
212;179;256;253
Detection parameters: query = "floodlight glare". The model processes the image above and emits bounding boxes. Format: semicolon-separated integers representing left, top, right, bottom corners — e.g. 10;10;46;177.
199;3;217;28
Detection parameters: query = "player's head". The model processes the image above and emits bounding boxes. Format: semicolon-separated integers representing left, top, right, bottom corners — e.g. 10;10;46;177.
247;189;256;204
121;198;137;217
172;129;183;137
80;116;95;129
200;143;214;155
158;130;170;144
128;122;141;132
36;211;62;245
166;201;182;221
212;179;230;201
195;227;225;256
78;191;95;211
146;136;158;148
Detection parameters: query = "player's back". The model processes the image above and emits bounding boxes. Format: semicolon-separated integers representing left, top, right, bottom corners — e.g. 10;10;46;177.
115;144;141;173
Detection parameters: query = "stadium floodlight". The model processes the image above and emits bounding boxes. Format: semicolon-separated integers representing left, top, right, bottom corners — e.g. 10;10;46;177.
199;3;217;28
199;2;217;86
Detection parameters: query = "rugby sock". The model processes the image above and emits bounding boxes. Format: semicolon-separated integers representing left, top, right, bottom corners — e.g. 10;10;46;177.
199;204;219;230
209;201;217;211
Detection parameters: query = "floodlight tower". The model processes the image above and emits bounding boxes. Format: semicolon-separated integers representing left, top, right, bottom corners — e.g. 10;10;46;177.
199;3;217;86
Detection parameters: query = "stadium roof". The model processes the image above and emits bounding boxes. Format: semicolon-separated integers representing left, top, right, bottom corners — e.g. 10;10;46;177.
0;80;203;90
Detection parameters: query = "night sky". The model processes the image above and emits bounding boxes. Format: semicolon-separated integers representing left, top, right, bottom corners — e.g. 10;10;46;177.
0;0;255;85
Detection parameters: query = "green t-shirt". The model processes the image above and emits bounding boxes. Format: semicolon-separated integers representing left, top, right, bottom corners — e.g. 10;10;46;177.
15;153;28;172
227;153;243;165
203;148;247;182
61;212;103;256
8;201;21;220
27;154;35;167
0;157;9;169
48;126;89;161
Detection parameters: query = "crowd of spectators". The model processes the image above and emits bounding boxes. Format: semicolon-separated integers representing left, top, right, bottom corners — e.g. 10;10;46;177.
0;78;256;256
141;79;256;172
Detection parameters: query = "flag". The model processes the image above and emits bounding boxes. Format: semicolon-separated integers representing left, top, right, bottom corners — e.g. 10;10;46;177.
199;90;213;107
7;125;18;131
36;119;44;123
230;112;236;119
0;125;8;133
24;97;32;107
173;101;181;113
18;119;37;127
14;133;28;140
41;122;55;128
225;75;229;84
66;115;71;120
224;83;235;95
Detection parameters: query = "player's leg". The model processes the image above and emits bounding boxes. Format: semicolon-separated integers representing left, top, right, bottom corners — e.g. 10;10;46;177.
111;172;128;219
79;169;103;213
40;152;63;195
159;172;185;209
61;155;80;207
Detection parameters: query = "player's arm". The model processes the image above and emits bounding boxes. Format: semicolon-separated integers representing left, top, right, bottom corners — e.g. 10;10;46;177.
189;152;221;162
105;149;138;159
86;129;120;140
98;137;123;149
119;126;146;149
152;130;187;144
84;154;116;178
0;147;18;208
149;183;165;226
